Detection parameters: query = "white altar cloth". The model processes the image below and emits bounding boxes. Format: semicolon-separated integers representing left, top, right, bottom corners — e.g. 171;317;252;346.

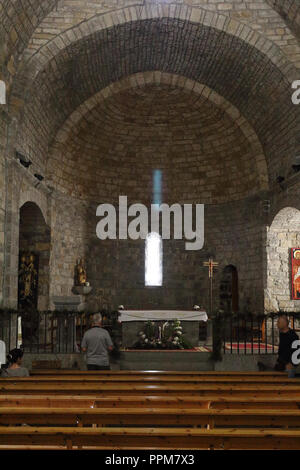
118;310;208;322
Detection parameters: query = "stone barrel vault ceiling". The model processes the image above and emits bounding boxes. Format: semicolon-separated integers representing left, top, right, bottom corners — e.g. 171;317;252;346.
47;81;262;204
14;17;298;197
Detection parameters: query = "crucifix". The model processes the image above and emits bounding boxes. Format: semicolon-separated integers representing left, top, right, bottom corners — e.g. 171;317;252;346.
203;258;219;315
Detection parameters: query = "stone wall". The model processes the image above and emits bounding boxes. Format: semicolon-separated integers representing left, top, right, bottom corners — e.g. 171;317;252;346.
265;206;300;312
49;191;265;313
0;0;300;314
0;109;6;306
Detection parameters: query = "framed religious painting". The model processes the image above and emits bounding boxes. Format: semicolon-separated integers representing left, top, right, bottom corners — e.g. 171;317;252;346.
291;248;300;300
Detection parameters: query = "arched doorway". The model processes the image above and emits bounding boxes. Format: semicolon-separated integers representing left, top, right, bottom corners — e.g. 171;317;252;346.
19;202;51;311
220;265;239;313
18;202;51;350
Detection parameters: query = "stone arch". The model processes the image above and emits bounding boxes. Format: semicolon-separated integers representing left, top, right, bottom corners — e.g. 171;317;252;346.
270;206;300;231
7;14;297;190
13;2;299;94
47;72;269;194
266;0;300;41
19;190;49;227
18;201;51;312
265;207;300;312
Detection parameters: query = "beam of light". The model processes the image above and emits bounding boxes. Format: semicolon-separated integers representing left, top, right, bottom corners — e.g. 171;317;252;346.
153;169;162;206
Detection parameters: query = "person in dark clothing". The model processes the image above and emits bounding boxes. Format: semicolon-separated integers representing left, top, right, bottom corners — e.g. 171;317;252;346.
258;315;299;377
276;319;299;371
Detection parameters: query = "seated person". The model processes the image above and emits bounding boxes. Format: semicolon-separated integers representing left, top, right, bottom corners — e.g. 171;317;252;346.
0;348;29;377
258;315;299;377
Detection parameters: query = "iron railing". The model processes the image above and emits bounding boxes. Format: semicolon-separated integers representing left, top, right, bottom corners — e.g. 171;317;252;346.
0;310;121;354
220;312;300;355
1;309;299;356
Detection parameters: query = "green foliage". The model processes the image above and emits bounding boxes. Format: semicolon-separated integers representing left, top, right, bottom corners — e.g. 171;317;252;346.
134;319;192;350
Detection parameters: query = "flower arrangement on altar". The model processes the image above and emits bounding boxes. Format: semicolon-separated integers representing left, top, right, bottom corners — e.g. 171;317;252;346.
133;319;192;350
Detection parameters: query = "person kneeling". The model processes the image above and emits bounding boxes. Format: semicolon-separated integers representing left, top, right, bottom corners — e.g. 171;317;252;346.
258;315;298;378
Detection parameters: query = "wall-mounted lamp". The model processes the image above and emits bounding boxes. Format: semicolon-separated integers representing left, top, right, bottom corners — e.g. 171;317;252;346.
34;173;44;182
16;151;32;168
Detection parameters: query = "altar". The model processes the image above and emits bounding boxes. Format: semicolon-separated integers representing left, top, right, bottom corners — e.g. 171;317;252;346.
119;310;208;348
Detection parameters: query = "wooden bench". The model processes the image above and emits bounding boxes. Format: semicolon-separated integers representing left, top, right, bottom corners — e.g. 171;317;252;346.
4;375;299;384
0;426;299;449
31;369;288;376
32;360;62;370
0;406;300;428
0;394;299;409
1;382;300;396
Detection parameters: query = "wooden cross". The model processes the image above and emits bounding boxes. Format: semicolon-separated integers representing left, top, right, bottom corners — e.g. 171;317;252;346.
203;258;219;279
203;258;219;314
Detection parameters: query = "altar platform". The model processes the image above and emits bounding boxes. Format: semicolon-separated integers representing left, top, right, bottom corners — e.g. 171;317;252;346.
119;309;208;349
119;349;213;371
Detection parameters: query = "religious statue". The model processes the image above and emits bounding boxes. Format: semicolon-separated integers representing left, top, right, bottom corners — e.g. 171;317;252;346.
75;258;88;286
18;252;39;308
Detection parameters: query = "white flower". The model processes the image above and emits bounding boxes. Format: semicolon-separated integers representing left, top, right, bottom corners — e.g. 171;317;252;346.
174;336;179;341
139;331;144;336
142;334;146;339
177;331;182;335
144;339;149;343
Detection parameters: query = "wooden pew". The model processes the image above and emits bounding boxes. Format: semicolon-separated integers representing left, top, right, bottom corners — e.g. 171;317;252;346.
1;382;300;396
4;375;299;384
0;406;300;428
0;394;299;409
0;426;300;449
31;370;287;376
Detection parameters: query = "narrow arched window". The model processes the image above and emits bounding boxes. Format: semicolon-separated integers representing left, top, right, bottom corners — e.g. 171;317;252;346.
145;232;163;286
0;80;6;104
